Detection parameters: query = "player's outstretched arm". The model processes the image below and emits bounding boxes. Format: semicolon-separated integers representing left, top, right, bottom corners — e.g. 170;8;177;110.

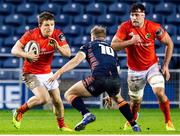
48;51;86;82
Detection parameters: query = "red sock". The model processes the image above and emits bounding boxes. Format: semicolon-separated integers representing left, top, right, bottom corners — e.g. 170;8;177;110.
17;103;29;114
130;103;140;120
159;100;171;123
57;117;65;128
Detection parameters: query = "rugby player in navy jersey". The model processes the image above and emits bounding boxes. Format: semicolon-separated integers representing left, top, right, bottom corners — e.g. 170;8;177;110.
48;25;141;132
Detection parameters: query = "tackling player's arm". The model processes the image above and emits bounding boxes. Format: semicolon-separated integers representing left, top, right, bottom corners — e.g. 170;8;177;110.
111;35;141;51
48;51;86;82
159;32;174;81
11;40;39;61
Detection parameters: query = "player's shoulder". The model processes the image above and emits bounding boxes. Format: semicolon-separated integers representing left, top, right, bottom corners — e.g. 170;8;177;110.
118;20;131;29
53;28;63;35
28;27;39;34
145;19;161;28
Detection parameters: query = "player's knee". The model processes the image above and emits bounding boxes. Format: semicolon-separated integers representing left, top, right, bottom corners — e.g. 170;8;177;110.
39;97;50;105
53;98;62;107
153;87;167;101
64;91;69;101
130;95;142;101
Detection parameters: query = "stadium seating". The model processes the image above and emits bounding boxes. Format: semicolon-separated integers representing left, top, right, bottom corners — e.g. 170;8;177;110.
3;58;20;68
86;3;106;15
56;14;70;26
0;71;12;80
17;3;37;15
146;13;164;24
164;24;177;36
171;35;180;48
51;57;69;68
155;3;175;15
74;14;94;26
63;25;82;37
166;13;180;25
108;26;118;35
74;36;90;47
5;14;25;26
27;14;38;26
4;36;19;47
62;3;82;15
0;3;14;15
0;47;11;54
0;25;13;37
40;3;60;15
108;3;128;15
16;25;31;36
97;14;117;26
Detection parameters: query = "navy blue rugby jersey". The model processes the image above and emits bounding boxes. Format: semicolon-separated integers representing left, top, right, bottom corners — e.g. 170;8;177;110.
79;40;119;77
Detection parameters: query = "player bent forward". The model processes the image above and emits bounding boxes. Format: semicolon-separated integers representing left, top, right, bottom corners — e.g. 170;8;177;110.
48;25;141;132
11;11;72;131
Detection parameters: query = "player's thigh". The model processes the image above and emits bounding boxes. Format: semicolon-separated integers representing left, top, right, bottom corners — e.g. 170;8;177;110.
32;86;51;101
127;70;146;100
65;80;92;98
23;73;50;100
49;88;61;102
148;74;165;95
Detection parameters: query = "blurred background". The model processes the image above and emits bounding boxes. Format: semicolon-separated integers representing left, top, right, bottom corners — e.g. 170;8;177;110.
0;0;179;110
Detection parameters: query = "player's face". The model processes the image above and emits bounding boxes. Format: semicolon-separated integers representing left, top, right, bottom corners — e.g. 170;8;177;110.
130;12;145;27
40;20;55;38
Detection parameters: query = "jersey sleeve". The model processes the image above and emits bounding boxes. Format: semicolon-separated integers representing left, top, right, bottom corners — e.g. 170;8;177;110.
152;23;166;41
19;31;32;46
79;44;88;55
54;30;68;47
115;23;127;40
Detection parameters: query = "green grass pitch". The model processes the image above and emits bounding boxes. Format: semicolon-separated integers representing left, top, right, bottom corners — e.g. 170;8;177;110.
0;108;180;134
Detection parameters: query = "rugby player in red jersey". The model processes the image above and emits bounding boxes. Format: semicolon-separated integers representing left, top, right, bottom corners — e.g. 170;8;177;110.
11;11;72;131
111;3;175;131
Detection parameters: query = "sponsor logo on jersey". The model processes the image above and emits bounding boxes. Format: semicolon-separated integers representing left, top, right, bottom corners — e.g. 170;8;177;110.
145;33;151;39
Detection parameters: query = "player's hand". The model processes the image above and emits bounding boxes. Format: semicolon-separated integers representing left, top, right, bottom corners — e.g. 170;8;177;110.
103;96;113;109
49;37;58;49
48;71;61;84
25;51;39;62
161;65;170;81
131;34;141;44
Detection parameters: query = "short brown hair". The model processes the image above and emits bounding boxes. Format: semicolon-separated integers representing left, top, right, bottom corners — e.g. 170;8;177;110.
130;3;145;13
90;25;106;38
38;11;55;26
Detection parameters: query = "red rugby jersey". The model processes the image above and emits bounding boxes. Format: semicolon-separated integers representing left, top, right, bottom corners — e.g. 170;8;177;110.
115;19;166;71
20;27;68;74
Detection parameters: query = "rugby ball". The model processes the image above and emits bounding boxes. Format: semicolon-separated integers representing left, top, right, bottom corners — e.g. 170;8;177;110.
24;41;40;62
24;40;39;55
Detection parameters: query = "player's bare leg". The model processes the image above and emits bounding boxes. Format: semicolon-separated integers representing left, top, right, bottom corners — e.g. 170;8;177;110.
12;86;50;129
49;88;73;132
153;87;175;131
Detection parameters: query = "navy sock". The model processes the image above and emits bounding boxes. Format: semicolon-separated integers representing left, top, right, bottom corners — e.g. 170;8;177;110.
71;97;90;116
119;103;136;126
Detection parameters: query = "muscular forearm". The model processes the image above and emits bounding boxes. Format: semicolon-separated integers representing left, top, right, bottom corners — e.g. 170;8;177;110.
56;46;71;57
58;57;81;75
163;43;173;67
11;45;27;58
111;39;134;51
